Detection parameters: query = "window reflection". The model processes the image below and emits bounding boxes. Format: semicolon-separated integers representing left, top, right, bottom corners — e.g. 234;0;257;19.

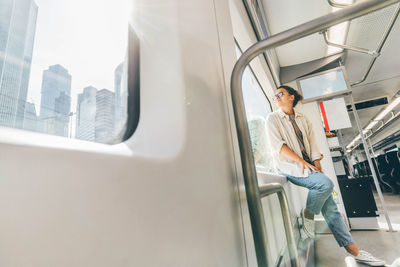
235;44;275;173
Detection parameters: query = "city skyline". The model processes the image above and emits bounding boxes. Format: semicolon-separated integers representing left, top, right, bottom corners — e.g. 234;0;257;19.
25;0;129;130
28;61;126;142
0;0;129;143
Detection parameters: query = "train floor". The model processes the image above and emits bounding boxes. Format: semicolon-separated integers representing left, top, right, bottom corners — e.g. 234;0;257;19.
314;192;400;266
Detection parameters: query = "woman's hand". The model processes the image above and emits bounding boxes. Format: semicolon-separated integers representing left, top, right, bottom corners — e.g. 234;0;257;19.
279;145;321;175
299;159;319;175
314;160;323;173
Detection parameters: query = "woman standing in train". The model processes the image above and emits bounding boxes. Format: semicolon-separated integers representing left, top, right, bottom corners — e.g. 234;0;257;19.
266;85;385;266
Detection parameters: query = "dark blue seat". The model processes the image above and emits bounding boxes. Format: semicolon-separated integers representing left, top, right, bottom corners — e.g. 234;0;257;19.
361;160;370;178
376;154;396;193
385;151;400;193
371;157;392;192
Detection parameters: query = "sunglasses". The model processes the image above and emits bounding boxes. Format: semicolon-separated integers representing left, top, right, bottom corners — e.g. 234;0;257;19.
273;92;285;101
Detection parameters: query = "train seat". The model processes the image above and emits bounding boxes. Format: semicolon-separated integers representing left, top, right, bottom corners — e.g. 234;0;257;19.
385;151;400;193
376;155;396;193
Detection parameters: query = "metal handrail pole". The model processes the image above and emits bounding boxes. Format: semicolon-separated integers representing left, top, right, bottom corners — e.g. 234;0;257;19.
230;0;400;266
259;183;281;197
277;191;298;267
351;3;400;86
260;184;299;267
232;86;270;266
366;138;393;191
322;30;377;55
350;96;394;231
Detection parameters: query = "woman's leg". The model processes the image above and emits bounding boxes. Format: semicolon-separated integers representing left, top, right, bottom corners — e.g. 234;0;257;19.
345;243;359;256
286;171;334;214
287;172;354;247
321;194;354;248
287;172;386;264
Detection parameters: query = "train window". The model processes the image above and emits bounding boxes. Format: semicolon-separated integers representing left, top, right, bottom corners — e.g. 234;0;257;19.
0;0;135;144
235;43;275;173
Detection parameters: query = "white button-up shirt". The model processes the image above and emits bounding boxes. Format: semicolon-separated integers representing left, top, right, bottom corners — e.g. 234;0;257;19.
266;108;323;177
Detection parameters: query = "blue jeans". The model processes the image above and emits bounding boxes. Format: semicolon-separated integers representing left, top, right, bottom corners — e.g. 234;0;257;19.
283;171;354;247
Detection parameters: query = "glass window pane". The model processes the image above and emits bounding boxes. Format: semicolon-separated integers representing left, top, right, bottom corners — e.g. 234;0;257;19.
235;44;275;173
0;0;130;144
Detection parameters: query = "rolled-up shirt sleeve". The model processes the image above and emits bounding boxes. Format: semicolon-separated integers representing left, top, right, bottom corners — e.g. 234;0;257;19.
305;117;323;162
266;114;286;158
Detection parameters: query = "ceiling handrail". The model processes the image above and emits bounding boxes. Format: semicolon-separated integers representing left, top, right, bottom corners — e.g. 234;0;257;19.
321;30;379;56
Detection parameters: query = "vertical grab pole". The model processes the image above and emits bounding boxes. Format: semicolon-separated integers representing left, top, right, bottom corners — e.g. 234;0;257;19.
349;94;394;231
277;191;299;267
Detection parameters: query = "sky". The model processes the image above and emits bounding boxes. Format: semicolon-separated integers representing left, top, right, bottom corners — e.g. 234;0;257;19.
27;0;129;117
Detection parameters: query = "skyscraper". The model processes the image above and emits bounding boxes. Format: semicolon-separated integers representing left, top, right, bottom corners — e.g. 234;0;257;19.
95;89;115;143
76;86;97;141
22;101;37;131
0;0;38;129
39;64;72;137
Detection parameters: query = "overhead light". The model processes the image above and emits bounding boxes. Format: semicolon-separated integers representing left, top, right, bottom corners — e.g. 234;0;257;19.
346;139;357;149
375;96;400;120
365;120;379;130
346;95;400;151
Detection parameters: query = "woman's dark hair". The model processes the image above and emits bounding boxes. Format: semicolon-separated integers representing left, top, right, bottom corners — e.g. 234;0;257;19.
277;85;303;107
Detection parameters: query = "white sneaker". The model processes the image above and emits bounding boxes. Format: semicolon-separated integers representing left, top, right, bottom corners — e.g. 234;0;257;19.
391;258;400;267
300;208;315;239
353;250;386;266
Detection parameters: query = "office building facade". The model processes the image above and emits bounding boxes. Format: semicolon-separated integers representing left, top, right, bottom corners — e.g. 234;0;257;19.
0;0;38;128
39;64;72;137
76;86;97;141
95;89;115;143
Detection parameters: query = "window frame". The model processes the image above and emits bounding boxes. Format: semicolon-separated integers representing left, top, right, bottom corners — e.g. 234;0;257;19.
119;25;140;143
234;39;273;112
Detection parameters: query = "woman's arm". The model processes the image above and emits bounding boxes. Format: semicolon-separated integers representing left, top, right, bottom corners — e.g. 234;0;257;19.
305;117;324;162
280;144;319;174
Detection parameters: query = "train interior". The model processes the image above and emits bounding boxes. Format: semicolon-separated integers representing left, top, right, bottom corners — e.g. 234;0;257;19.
0;0;400;266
